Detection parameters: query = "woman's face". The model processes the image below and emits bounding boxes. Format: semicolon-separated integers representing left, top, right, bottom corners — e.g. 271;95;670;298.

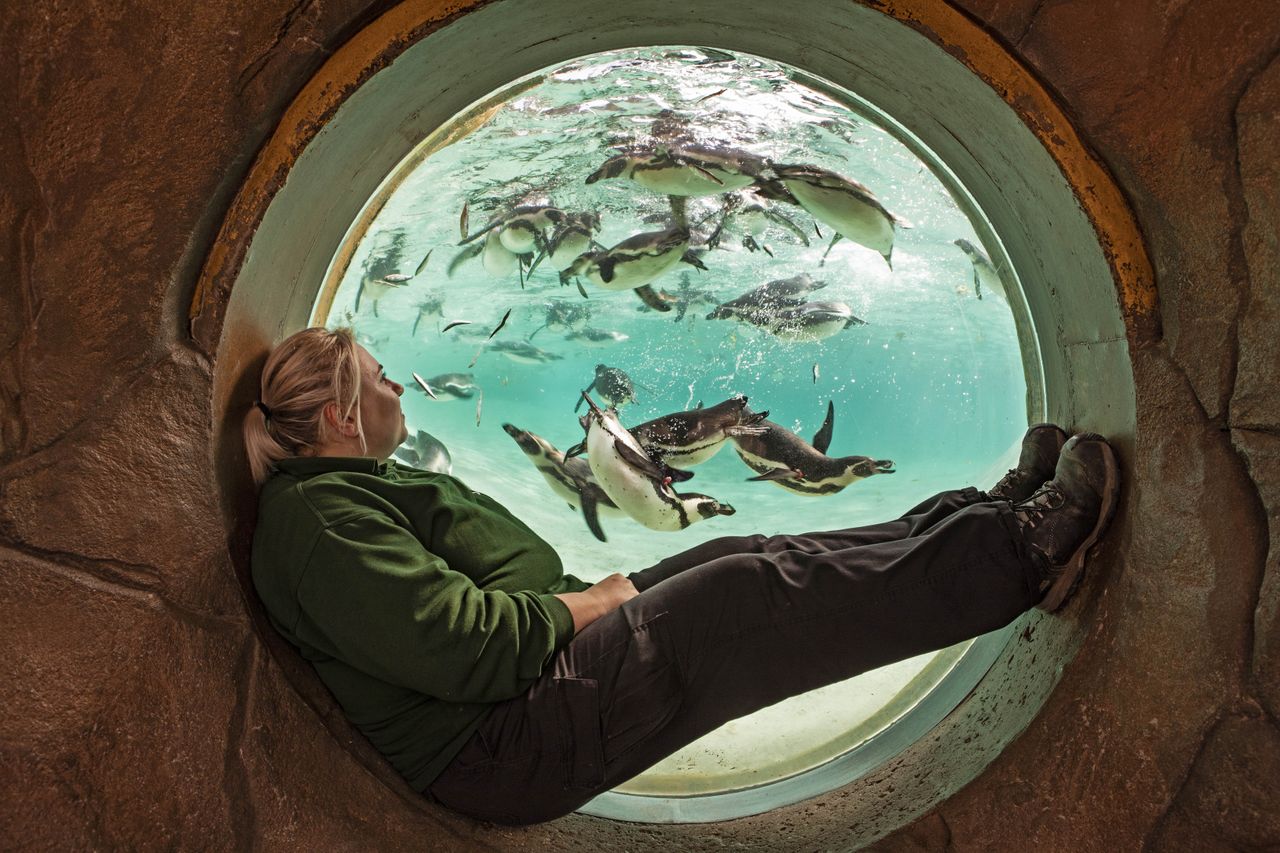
354;344;408;459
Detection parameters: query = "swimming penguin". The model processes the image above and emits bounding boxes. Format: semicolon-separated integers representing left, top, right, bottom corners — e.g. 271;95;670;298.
575;363;637;410
410;294;446;337
502;423;623;542
953;238;1009;304
564;327;630;347
459;205;566;254
772;163;909;268
747;300;867;343
705;272;827;322
412;372;478;401
585;145;762;197
489;339;564;364
530;300;592;338
544;212;603;270
731;401;896;495
657;271;721;322
353;273;404;318
562;226;705;310
393;429;453;475
629;395;770;470
709;192;811;254
577;392;736;532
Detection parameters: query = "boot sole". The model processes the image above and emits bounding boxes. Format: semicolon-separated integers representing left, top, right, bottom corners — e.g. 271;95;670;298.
1036;437;1121;612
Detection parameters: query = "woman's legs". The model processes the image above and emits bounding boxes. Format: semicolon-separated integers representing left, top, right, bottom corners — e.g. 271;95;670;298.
627;487;987;593
429;497;1039;825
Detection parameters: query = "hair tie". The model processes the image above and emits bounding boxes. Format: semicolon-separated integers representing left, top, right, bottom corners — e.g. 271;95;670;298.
255;400;272;420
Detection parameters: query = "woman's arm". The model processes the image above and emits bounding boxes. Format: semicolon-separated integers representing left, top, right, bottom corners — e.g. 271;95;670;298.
554;572;639;634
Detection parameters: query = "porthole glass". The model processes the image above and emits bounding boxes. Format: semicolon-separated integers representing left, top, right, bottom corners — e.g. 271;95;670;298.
313;46;1037;820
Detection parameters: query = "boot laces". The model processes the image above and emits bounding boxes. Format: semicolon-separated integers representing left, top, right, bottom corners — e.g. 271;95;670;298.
1015;483;1065;529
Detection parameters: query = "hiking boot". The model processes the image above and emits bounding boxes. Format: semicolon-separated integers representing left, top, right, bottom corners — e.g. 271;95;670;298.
1012;433;1121;611
988;423;1069;503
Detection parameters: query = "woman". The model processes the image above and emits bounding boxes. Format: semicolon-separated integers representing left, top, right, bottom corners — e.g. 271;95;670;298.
243;326;1120;825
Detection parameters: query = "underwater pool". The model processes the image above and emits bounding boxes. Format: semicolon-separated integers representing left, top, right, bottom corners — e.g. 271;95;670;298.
316;45;1033;810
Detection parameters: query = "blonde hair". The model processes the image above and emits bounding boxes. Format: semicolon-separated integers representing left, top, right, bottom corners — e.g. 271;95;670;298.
242;326;366;485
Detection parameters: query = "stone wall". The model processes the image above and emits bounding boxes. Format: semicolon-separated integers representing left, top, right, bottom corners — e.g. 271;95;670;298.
1;1;1277;850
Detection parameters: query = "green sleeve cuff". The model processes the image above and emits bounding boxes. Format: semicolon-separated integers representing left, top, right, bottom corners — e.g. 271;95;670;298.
540;593;576;648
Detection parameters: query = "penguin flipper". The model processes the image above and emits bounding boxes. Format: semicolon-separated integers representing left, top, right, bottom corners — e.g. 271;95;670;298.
748;467;805;482
614;440;667;482
819;233;842;267
812;400;836;455
634;285;673;312
580;494;608;542
573;381;597;413
354;279;365;314
660;462;696;483
680;250;708;271
448;244;483;277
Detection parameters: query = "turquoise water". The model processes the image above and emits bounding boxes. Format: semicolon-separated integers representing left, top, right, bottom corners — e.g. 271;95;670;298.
321;46;1030;584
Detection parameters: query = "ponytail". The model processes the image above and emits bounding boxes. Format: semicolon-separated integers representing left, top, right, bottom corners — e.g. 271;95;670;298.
241;326;364;486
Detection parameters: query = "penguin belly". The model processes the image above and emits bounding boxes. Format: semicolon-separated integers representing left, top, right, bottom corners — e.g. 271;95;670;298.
634;167;756;197
550;232;592;269
499;221;539;254
587;249;685;291
586;421;688;531
767;311;852;343
483;231;519;276
782;180;895;257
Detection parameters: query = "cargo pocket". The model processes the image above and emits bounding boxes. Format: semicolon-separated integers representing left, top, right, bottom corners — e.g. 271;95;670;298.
599;613;683;764
555;676;605;791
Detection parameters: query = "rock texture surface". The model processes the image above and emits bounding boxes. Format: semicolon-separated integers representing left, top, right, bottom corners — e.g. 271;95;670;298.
2;0;1278;851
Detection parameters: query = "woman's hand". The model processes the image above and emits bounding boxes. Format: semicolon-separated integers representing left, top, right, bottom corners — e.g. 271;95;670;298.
554;572;639;635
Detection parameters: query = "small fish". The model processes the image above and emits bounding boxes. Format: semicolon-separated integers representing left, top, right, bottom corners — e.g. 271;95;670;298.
812;363;820;384
696;87;727;103
442;320;472;333
379;273;413;285
459;201;469;241
487;308;512;340
475;388;484;428
411;371;438;400
414;250;433;277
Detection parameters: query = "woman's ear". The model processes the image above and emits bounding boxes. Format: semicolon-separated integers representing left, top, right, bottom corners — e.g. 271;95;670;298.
322;401;361;438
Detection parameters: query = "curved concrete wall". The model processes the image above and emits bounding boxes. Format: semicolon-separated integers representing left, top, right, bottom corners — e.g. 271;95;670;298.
2;1;1277;850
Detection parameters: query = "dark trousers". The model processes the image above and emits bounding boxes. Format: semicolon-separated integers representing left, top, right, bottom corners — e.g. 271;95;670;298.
428;488;1042;825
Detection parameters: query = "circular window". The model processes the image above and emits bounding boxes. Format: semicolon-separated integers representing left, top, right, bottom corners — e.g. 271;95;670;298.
311;46;1036;821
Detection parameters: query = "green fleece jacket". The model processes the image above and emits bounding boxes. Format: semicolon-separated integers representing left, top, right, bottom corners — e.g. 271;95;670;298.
250;456;590;790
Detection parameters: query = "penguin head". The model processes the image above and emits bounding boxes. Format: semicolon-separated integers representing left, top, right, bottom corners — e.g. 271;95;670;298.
693;496;736;519
585;154;636;184
501;423;542;456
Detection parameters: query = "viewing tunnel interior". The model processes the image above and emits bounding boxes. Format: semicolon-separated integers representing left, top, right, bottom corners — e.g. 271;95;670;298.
3;0;1278;850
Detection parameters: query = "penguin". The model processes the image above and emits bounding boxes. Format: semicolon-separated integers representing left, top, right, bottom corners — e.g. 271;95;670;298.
564;327;630;347
544;212;603;271
657;271;721;322
502;423;623;542
530;300;591;338
953;238;1009;304
393;429;453;475
731;401;896;496
747;300;867;343
489;340;564;364
459;205;567;254
708;191;811;254
561;226;705;311
629;395;770;470
575;363;636;410
585;145;762;197
576;392;736;532
705;272;827;322
412;372;478;401
353;273;404;318
410;294;446;337
772;163;909;269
